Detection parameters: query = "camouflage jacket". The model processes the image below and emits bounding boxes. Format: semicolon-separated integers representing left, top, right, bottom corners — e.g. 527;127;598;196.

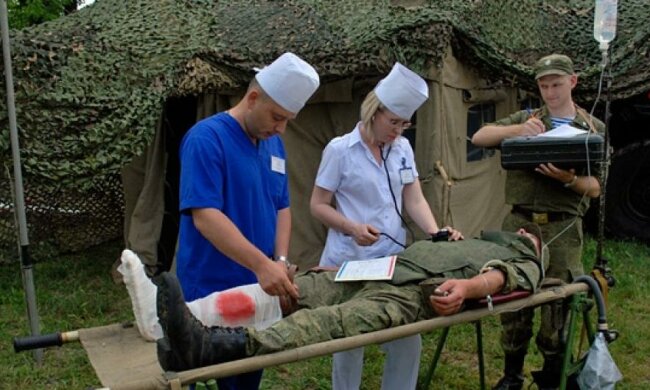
392;231;542;294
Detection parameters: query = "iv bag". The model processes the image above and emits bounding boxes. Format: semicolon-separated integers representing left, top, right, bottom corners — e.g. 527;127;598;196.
594;0;618;48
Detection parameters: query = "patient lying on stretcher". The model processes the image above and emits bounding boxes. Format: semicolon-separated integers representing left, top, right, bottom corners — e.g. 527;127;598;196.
119;226;546;371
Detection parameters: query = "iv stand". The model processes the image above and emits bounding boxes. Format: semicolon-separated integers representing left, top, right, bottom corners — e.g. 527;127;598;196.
594;46;616;288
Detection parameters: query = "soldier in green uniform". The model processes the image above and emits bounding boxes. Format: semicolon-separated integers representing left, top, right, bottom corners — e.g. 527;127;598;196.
472;54;604;390
155;227;545;371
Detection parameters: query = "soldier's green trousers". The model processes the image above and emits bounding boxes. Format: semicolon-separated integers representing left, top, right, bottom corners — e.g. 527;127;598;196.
499;212;584;359
246;271;429;355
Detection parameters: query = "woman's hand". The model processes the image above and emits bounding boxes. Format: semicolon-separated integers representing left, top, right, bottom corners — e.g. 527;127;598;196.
444;226;464;241
350;223;381;246
431;226;464;241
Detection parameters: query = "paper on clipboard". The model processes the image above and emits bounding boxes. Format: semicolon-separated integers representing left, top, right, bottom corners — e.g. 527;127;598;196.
334;255;397;282
537;124;587;138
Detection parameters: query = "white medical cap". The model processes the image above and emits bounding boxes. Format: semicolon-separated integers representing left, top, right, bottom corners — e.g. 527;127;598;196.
254;52;320;114
374;62;429;119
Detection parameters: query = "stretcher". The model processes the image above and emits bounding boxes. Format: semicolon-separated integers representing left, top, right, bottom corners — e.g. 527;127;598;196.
14;280;612;390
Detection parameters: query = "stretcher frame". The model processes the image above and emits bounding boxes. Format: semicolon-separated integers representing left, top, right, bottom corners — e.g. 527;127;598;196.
111;283;592;389
17;282;595;390
421;284;599;390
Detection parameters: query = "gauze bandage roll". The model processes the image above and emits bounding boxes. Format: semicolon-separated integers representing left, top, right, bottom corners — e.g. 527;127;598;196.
119;250;282;341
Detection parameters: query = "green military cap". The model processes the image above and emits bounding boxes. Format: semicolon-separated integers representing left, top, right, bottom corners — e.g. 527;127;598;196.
534;54;574;80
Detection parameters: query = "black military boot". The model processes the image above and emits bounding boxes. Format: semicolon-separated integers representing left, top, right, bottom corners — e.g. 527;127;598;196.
492;351;526;390
155;272;248;371
531;357;577;390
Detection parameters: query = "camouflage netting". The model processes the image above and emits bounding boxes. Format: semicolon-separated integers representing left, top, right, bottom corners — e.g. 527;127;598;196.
0;173;123;260
451;0;650;100
0;0;648;262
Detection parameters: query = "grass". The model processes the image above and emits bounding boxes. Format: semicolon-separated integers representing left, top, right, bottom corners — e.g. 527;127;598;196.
1;236;649;389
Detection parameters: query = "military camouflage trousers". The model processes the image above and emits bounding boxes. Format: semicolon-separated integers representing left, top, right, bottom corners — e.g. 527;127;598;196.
246;271;428;356
499;212;584;358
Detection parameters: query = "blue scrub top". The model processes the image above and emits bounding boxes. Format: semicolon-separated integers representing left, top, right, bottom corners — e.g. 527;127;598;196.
176;113;289;300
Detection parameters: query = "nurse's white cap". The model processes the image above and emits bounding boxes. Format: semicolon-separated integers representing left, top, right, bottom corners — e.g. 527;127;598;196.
254;52;320;114
374;62;428;119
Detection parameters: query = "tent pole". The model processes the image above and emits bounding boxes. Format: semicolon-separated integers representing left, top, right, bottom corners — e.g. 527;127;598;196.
0;0;43;365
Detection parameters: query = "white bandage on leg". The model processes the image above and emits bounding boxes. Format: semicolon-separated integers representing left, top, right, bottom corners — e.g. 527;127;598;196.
119;250;283;341
187;283;282;331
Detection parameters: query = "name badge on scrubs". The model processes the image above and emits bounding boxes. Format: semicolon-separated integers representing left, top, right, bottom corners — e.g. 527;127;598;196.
271;155;286;174
399;157;414;184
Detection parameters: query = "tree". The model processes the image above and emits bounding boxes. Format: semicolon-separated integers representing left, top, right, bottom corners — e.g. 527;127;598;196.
7;0;80;29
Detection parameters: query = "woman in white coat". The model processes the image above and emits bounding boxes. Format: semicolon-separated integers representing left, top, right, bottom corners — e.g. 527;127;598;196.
310;62;462;390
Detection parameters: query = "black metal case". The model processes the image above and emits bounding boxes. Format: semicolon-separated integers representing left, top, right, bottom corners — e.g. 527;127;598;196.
501;134;604;170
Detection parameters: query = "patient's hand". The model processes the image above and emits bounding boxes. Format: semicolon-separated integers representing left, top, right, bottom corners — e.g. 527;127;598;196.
279;294;298;316
429;279;468;316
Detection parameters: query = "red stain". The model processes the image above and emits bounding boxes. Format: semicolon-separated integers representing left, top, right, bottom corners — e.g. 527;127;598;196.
215;290;256;325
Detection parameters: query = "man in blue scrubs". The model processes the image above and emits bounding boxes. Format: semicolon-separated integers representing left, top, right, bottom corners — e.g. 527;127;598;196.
175;52;319;389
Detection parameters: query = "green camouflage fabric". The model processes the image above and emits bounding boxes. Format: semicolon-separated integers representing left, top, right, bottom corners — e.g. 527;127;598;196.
1;0;648;258
2;0;644;187
245;232;542;355
534;54;574;79
390;232;541;291
495;105;605;216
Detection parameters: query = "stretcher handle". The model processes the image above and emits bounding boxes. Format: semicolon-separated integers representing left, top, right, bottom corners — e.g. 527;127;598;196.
13;330;79;352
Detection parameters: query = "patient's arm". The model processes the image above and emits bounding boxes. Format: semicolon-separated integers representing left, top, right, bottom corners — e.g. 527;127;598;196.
428;270;505;316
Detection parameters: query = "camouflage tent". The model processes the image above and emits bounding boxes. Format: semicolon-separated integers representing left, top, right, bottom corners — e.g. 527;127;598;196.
1;0;648;267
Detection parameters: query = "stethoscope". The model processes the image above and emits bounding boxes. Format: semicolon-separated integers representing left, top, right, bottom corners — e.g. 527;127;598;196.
378;144;414;249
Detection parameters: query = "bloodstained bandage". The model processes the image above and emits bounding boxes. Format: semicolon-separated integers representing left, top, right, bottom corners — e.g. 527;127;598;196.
216;290;256;325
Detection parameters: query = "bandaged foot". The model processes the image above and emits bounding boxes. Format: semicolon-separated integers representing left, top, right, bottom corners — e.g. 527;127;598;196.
155;272;248;371
118;249;163;341
119;250;282;341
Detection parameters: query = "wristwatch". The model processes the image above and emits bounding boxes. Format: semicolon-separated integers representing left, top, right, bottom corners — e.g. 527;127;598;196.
275;255;288;263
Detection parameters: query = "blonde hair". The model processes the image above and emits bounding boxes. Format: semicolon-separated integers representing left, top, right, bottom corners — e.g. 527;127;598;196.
359;90;385;144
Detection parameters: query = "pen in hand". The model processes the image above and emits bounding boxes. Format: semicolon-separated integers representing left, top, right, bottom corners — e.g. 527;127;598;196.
525;107;545;135
526;107;534;118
